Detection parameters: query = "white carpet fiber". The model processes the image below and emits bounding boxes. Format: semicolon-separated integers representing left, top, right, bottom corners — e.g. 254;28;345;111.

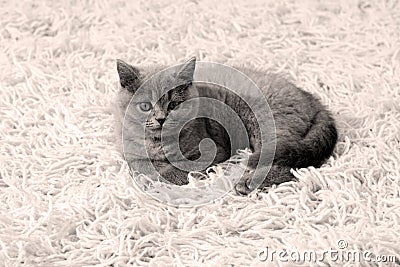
1;0;399;266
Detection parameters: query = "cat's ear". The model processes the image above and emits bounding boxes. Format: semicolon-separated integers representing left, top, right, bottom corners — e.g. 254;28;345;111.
176;57;196;84
116;59;140;89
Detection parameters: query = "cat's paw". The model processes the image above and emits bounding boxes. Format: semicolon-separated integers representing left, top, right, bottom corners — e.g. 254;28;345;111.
235;181;252;195
234;172;254;195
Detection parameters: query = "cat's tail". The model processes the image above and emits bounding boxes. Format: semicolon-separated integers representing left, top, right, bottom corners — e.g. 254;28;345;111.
245;108;337;189
262;164;296;187
288;109;338;168
248;109;337;169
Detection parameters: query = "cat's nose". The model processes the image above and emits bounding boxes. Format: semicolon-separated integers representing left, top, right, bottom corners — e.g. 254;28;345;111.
156;118;166;125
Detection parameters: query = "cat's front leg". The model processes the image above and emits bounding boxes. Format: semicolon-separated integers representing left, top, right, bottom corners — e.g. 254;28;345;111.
154;162;190;186
234;169;254;195
162;169;190;185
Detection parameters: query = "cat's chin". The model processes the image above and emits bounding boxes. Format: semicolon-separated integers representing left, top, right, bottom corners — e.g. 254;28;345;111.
153;136;161;142
146;135;161;142
146;128;162;141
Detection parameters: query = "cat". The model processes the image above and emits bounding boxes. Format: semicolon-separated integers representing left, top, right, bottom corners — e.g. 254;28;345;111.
114;57;338;195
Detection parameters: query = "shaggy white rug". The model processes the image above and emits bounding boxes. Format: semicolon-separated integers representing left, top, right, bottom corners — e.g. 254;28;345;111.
1;0;399;266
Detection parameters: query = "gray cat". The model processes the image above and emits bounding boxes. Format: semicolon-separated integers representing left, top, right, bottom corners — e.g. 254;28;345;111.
114;57;337;195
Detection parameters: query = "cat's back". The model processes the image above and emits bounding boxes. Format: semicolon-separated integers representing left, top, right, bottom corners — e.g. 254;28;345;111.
235;66;323;119
193;65;332;143
194;65;317;116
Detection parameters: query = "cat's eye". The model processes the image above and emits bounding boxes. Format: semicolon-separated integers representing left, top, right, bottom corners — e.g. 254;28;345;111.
138;102;152;112
168;101;181;110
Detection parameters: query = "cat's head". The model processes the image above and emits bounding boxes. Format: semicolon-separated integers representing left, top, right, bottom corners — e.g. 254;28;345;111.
116;57;197;141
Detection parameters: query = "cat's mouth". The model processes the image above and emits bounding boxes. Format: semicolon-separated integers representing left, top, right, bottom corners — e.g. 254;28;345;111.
146;127;161;133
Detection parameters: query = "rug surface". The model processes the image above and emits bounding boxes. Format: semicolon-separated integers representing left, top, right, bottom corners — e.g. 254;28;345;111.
1;0;399;266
